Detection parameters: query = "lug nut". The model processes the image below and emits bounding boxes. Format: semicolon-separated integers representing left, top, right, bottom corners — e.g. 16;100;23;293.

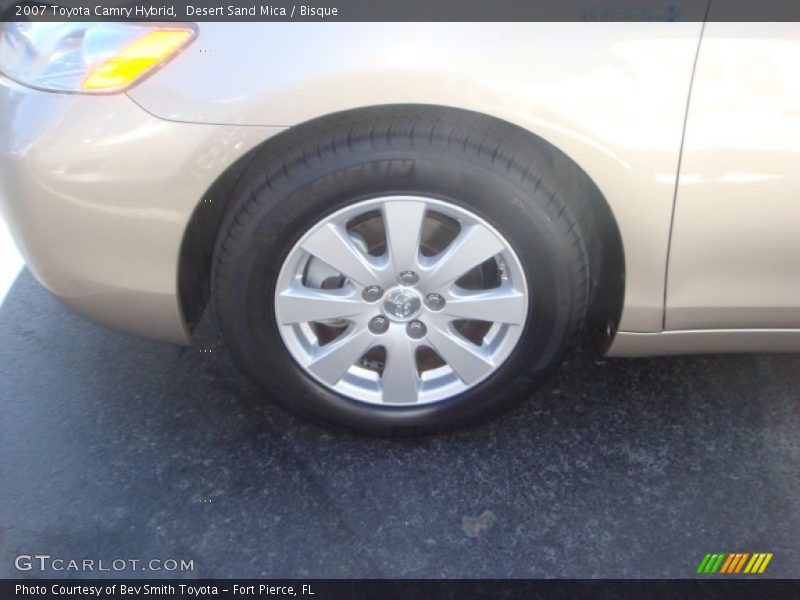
425;293;445;311
406;320;427;339
397;271;419;286
362;285;383;302
368;315;389;334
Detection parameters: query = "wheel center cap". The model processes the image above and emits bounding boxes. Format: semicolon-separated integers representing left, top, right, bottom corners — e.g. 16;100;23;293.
383;287;422;322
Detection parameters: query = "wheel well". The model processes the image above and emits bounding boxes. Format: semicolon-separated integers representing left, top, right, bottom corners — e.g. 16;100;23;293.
178;104;625;347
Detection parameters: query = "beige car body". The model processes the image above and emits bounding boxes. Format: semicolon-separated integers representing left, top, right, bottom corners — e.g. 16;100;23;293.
1;22;798;356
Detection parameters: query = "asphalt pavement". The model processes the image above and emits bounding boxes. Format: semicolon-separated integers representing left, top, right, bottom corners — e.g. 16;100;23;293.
0;267;798;579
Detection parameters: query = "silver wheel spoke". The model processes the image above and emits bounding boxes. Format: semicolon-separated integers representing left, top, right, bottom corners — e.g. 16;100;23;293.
275;286;367;325
307;328;374;385
382;199;426;273
443;287;527;325
423;223;505;290
300;222;380;286
381;335;420;404
425;322;495;385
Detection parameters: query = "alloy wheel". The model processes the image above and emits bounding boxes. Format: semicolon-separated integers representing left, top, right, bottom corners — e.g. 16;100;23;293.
274;195;529;406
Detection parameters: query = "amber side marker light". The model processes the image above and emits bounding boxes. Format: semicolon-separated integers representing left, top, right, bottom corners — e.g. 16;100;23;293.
82;29;194;91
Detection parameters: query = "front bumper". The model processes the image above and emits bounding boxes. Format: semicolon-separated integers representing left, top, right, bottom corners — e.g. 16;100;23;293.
0;75;280;344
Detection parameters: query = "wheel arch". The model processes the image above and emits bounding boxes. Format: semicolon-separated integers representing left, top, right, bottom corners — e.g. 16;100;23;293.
178;104;625;349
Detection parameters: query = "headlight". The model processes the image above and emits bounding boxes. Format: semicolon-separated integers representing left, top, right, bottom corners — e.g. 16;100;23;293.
0;22;195;93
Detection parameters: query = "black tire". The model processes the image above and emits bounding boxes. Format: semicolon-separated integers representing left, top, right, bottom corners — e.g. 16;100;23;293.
213;108;590;436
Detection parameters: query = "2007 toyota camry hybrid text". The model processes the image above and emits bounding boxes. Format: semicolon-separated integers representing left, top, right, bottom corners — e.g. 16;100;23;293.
1;22;798;435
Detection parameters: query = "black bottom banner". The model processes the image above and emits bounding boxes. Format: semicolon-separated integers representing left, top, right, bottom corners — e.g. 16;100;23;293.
3;579;800;600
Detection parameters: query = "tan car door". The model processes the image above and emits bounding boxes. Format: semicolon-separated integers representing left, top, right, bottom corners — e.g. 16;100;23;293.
665;21;800;330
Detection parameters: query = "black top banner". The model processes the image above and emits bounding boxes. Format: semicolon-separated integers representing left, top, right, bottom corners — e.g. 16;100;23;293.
1;0;800;22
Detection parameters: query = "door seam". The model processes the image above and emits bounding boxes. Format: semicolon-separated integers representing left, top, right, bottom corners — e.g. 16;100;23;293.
661;0;712;330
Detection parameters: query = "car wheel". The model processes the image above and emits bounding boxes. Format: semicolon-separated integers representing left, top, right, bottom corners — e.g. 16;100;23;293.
213;111;590;436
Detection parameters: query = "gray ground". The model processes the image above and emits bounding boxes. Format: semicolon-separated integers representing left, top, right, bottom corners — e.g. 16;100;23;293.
0;269;798;579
